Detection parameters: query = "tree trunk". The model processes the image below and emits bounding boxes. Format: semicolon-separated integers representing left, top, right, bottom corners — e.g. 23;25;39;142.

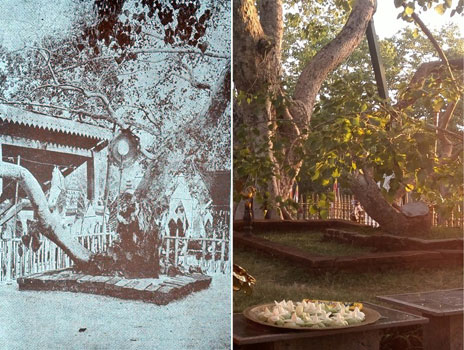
132;65;231;275
234;0;376;219
348;170;431;235
0;162;92;265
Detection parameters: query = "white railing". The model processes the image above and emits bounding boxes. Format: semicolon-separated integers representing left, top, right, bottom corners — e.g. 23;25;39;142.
161;232;230;275
0;232;115;282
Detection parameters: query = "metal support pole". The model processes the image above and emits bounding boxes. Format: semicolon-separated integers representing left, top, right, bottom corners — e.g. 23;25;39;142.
366;20;389;100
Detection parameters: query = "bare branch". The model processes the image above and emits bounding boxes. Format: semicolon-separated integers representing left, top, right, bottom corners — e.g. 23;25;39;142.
173;61;211;90
27;46;59;84
31;83;121;126
411;12;457;86
133;48;229;59
0;98;110;121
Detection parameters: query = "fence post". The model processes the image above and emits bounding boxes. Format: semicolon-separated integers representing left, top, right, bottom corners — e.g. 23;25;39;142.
174;228;179;267
166;235;171;267
6;238;12;282
201;239;206;271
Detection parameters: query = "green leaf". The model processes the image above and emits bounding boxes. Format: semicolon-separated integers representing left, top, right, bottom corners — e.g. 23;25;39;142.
434;4;445;14
404;6;414;15
311;170;320;181
320;209;328;219
405;184;414;192
309;205;318;215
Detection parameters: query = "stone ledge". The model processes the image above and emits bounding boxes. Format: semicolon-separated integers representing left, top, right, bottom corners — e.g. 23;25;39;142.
234;219;367;233
234;231;462;272
17;268;212;305
324;228;463;251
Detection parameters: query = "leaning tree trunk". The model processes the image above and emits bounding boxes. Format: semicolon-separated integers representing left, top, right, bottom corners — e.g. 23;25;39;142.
234;0;376;219
120;65;231;276
0;162;92;266
352;58;463;234
348;170;431;235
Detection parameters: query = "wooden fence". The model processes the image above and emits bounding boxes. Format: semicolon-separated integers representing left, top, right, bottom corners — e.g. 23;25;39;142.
1;211;231;282
161;233;230;275
0;233;115;282
161;209;231;274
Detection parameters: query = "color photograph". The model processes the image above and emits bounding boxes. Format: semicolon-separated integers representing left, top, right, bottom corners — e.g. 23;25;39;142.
232;1;463;349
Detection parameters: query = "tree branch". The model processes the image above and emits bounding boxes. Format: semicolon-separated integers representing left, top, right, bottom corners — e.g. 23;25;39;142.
172;61;211;90
411;12;457;86
293;0;376;123
29;46;59;84
0;162;92;264
395;58;463;111
133;48;229;59
31;83;122;127
0;98;110;121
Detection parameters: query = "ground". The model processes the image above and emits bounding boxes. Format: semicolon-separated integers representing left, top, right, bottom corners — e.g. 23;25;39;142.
234;246;463;312
0;273;230;350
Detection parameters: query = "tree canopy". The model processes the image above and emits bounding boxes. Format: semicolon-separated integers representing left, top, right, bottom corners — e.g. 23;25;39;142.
233;0;463;233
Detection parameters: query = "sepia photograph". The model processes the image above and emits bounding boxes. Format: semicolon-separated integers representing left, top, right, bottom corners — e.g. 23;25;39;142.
0;0;231;349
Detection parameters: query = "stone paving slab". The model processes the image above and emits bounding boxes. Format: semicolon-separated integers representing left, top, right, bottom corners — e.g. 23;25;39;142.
234;231;462;272
17;268;212;305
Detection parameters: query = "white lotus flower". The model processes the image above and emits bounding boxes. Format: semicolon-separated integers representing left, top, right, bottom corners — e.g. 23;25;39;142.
267;315;281;323
295;304;304;316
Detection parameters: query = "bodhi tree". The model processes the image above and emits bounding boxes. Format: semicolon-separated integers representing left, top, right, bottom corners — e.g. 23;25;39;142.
234;0;463;234
303;4;463;234
0;0;230;276
234;0;377;219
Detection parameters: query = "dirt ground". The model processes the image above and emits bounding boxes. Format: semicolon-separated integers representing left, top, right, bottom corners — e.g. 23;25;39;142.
0;273;231;350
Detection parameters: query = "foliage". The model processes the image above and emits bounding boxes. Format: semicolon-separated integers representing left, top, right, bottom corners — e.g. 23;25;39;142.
303;69;463;218
395;0;463;19
234;1;463;221
0;0;231;171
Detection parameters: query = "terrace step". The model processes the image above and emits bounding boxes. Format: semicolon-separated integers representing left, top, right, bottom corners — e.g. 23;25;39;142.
17;268;211;305
234;231;463;272
324;228;463;251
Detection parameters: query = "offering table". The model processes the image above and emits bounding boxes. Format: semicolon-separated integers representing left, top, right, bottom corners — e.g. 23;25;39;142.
233;302;427;350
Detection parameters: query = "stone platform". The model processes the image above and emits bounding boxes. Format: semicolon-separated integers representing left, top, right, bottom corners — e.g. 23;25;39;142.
17;268;212;305
234;231;462;272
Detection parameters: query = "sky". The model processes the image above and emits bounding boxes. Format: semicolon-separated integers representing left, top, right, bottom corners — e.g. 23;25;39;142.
0;0;462;50
0;0;87;50
374;1;464;39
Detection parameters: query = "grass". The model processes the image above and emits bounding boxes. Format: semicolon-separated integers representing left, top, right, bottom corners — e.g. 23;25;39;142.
256;231;373;256
233;246;463;313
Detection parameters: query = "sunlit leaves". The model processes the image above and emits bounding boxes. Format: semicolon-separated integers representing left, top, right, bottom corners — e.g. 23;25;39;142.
435;3;446;14
396;0;463;17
